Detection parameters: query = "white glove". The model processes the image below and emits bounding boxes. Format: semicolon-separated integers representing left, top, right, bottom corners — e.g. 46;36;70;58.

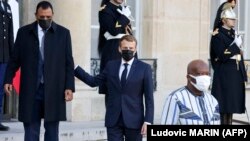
234;35;243;47
117;6;131;18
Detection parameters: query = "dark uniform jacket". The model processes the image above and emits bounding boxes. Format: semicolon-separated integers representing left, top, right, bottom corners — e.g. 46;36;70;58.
4;21;75;122
0;1;14;63
210;27;247;113
98;2;131;94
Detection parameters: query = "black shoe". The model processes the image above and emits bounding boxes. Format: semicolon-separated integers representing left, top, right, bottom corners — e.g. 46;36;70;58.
0;123;9;131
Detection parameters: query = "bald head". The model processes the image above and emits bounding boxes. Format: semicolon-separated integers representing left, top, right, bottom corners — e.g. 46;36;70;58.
187;59;209;75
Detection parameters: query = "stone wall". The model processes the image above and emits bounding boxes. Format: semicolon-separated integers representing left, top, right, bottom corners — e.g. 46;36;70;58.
18;0;211;121
141;0;210;120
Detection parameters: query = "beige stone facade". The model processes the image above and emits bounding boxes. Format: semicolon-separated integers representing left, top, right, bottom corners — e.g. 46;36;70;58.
18;0;211;122
141;0;211;120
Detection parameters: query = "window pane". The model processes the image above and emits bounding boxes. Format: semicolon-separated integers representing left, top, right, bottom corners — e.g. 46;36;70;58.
210;0;222;30
231;0;245;31
91;0;102;25
126;0;136;27
91;0;101;58
239;0;245;31
91;28;99;58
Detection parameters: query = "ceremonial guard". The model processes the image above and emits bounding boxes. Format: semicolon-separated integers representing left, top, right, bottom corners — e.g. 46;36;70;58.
210;4;247;125
97;0;134;106
0;0;14;131
212;0;236;31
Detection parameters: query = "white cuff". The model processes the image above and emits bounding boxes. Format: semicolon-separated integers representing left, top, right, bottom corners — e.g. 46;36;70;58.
144;122;151;125
74;65;79;70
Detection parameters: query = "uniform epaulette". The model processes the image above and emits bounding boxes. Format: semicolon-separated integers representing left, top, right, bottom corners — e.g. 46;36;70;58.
99;4;107;11
212;28;219;36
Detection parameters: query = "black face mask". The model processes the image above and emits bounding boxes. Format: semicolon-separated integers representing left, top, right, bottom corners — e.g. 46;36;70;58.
121;50;134;61
38;19;52;30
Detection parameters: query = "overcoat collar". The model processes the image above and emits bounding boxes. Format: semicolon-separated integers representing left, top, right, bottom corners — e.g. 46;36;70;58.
29;21;57;36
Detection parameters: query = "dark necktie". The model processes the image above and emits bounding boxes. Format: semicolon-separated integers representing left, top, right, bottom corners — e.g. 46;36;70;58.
121;63;128;87
40;30;46;60
40;30;46;83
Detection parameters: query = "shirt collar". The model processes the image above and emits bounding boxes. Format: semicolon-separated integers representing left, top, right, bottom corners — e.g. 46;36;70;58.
185;86;205;98
36;21;54;32
121;57;134;66
37;24;43;32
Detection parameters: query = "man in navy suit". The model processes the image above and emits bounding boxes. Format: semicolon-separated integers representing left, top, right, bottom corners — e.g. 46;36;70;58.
75;35;154;141
4;1;75;141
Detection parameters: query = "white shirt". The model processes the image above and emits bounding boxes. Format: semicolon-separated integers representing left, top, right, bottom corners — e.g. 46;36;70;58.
161;86;220;125
37;24;45;49
119;58;134;80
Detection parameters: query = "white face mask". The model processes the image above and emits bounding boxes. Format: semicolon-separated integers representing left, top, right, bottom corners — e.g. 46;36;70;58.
189;74;211;92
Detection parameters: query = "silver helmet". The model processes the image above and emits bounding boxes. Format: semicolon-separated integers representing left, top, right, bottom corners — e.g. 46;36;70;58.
220;4;237;20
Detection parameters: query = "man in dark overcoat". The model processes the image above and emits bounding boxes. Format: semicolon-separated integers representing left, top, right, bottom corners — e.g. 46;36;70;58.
4;1;75;141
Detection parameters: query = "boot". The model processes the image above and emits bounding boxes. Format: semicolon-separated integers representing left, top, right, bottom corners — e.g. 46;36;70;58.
227;114;233;125
220;113;228;125
0;123;9;131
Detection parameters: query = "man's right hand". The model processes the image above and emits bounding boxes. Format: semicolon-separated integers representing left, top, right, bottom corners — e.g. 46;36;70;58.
4;84;13;96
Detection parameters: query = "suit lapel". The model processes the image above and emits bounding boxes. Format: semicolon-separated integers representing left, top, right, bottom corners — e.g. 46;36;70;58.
115;60;122;87
29;22;39;55
31;22;39;38
125;59;137;86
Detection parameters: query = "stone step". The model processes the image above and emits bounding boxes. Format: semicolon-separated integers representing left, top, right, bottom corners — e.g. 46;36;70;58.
0;121;148;141
0;121;107;141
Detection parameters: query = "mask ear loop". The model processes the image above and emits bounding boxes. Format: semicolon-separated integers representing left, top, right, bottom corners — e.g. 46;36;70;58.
189;74;196;79
188;74;197;86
